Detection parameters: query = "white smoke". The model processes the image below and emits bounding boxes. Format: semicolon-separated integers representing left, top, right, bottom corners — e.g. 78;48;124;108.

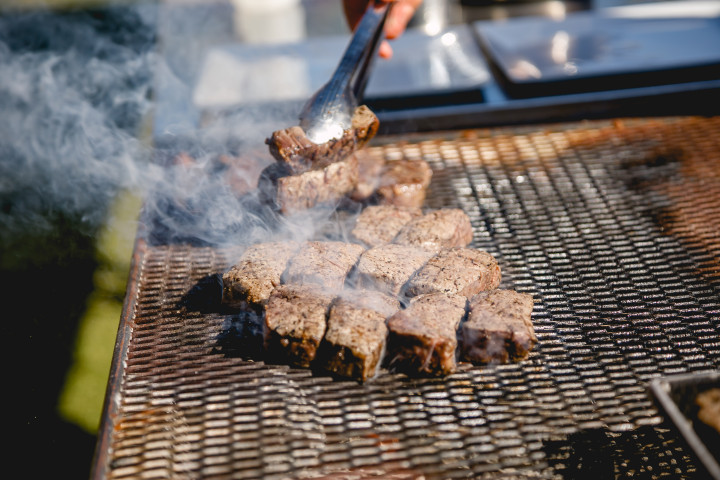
0;5;157;252
0;3;328;255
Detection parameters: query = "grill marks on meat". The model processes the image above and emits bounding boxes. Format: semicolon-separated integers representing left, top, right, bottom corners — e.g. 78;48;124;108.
377;159;433;209
264;284;335;368
354;244;436;296
350;205;421;248
222;241;299;310
282;241;365;290
266;105;379;175
317;290;400;382
462;290;536;364
405;247;501;299
393;209;473;253
386;293;467;376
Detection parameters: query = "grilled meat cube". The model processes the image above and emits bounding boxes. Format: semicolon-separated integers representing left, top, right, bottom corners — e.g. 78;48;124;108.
263;284;335;368
350;205;421;248
377;159;433;209
353;243;435;295
462;289;536;364
317;291;400;382
386;293;467;376
266;105;379;174
393;208;473;253
350;150;386;201
259;153;359;215
283;241;365;290
404;247;501;299
222;241;299;310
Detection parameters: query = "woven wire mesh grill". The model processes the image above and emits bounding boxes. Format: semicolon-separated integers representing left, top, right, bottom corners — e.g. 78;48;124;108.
98;116;720;479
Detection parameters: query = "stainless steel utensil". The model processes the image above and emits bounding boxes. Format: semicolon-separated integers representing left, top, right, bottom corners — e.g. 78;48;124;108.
298;1;392;144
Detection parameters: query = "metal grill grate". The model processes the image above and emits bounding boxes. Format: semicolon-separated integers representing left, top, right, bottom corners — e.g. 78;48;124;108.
95;117;720;479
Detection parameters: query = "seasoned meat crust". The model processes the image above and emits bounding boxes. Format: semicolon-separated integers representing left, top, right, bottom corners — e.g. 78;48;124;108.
377;159;433;209
282;241;365;290
261;152;359;215
263;284;335;368
316;291;400;382
266;105;379;174
462;289;536;364
393;208;473;253
222;241;299;310
386;293;467;376
350;205;421;248
405;247;501;299
353;243;435;295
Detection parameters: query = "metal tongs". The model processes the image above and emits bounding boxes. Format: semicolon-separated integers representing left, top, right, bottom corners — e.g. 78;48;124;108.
299;1;392;144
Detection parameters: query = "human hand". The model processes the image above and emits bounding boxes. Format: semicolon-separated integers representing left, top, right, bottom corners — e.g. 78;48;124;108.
342;0;423;59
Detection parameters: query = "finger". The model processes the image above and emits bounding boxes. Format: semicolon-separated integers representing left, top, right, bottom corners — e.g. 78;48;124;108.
385;0;422;39
378;39;393;59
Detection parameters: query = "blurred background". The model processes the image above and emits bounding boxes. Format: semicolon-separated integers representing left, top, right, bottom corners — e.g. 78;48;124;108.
2;2;153;478
4;0;715;478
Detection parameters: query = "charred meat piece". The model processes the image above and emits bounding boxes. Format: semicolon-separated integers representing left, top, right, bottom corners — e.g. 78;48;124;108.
377;159;433;209
283;241;365;290
263;284;335;368
404;247;501;299
351;150;386;201
386;293;467;376
393;208;473;253
222;241;299;310
350;205;421;248
259;153;359;215
317;290;400;382
266;105;379;174
353;243;435;296
462;289;536;364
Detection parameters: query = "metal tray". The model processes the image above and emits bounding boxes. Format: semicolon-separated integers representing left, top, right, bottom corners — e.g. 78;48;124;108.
650;370;720;480
473;1;720;98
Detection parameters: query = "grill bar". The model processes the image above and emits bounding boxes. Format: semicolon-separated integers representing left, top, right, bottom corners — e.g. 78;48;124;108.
94;116;720;479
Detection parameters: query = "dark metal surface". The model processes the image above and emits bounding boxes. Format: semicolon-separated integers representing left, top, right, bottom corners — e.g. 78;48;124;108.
94;116;720;479
650;371;720;479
